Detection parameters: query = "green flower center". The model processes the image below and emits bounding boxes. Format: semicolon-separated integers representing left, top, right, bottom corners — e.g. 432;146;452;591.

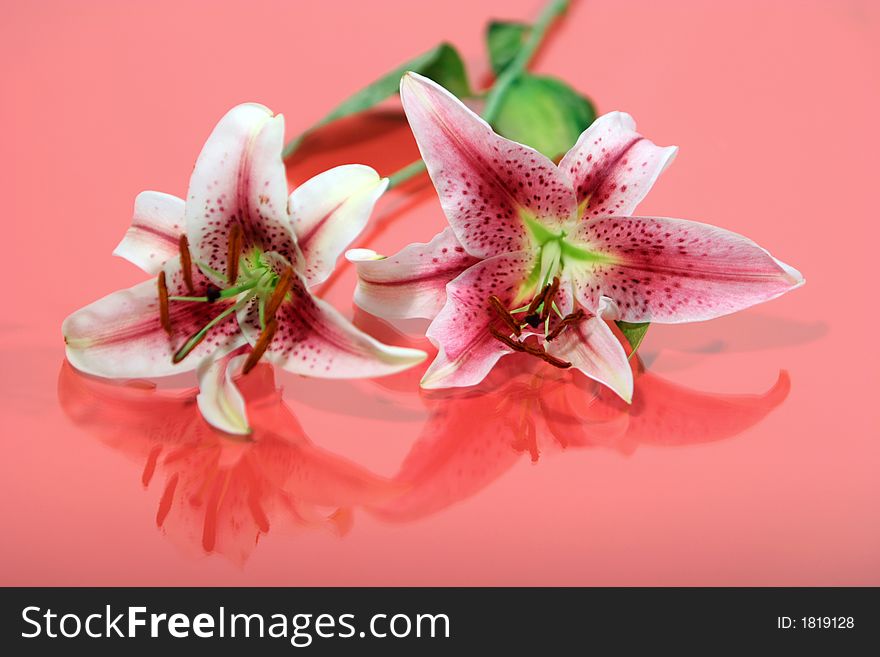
160;227;292;369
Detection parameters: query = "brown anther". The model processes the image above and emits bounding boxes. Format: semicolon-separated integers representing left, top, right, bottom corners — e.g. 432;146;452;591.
264;267;294;321
536;351;572;369
488;295;521;336
227;223;242;285
178;234;194;294
545;309;587;342
157;271;172;335
539;277;560;320
242;318;278;374
489;326;526;352
519;336;572;369
526;281;552;316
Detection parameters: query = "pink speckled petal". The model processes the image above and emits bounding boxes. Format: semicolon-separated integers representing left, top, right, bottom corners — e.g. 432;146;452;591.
545;315;633;402
347;228;481;320
113;191;185;274
559;111;677;218
421;251;537;389
196;347;252;436
185;103;301;282
63;258;244;378
238;270;426;378
400;72;577;258
290;164;389;287
569;216;805;323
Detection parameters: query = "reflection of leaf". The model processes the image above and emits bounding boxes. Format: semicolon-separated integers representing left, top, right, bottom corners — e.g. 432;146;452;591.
617;321;650;356
284;43;470;156
487;20;530;74
492;74;596;160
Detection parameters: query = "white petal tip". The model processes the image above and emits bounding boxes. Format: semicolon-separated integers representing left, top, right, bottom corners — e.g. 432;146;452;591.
775;259;805;288
346;248;385;262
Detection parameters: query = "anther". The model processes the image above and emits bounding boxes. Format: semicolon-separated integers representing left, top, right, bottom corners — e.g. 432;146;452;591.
157;271;172;335
488;295;521;336
242;318;278;374
178;234;194;294
264;267;294;321
526;282;551;316
545;309;587;342
539;277;560;320
489;327;526;352
227;223;242;285
520;339;571;369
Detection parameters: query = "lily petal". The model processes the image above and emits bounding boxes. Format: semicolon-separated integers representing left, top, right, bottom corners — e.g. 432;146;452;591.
347;228;481;320
421;251;537;389
186;103;301;281
63;259;242;378
569;216;805;323
400;72;577;258
196;346;252;435
113;191;185;274
559;111;677;218
290;164;388;287
238;271;427;378
545;315;633;403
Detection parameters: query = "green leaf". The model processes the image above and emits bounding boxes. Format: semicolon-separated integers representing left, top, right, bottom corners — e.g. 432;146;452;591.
616;321;650;357
491;74;596;160
283;43;471;158
487;21;531;75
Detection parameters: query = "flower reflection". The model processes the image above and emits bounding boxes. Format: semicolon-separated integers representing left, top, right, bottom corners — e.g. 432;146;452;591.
57;361;396;566
369;356;790;522
58;353;789;558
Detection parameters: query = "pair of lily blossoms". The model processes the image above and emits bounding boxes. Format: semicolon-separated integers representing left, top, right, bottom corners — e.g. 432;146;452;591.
63;73;804;435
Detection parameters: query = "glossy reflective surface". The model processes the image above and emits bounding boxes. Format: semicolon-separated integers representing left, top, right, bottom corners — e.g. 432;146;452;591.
1;0;877;585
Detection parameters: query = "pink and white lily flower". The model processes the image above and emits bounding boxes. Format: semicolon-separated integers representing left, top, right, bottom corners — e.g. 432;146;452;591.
63;103;426;434
348;73;803;400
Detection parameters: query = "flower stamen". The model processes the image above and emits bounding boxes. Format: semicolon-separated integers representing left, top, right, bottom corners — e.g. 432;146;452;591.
489;326;527;352
157;271;172;335
179;234;195;294
488;295;521;337
242;317;278;374
545;309;587;342
264;267;294;321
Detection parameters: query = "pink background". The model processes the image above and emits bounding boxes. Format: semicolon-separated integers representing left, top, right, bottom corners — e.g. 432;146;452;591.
1;0;877;585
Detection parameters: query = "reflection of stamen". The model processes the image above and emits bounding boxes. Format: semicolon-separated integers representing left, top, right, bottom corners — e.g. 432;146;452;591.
489;327;526;352
227;224;242;284
157;271;172;335
545;309;587;342
488;295;521;336
242;318;278;374
179;234;194;294
264;267;294;320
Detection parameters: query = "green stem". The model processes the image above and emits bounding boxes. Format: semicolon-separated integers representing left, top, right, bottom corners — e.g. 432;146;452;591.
383;0;570;190
386;159;428;189
482;0;568;123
